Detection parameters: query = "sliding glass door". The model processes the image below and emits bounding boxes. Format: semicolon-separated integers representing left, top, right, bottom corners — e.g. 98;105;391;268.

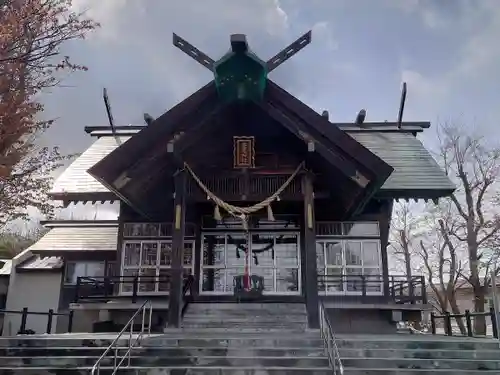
200;232;301;295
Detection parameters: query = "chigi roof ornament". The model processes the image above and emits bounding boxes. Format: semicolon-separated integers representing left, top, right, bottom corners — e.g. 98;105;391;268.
172;31;312;102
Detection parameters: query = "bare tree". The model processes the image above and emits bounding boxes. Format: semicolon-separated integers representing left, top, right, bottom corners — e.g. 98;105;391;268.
419;201;466;334
0;225;46;258
0;0;98;227
390;201;423;294
437;122;500;335
390;200;466;334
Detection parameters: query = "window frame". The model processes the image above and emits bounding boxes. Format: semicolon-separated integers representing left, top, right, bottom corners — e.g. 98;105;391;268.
120;239;195;295
316;221;383;296
64;261;107;285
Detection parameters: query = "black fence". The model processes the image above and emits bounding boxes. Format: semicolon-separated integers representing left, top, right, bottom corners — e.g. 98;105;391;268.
74;274;194;303
0;308;74;335
389;275;427;304
317;274;427;304
430;308;499;338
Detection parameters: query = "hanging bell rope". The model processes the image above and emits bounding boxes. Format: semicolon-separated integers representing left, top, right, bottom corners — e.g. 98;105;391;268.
184;161;304;224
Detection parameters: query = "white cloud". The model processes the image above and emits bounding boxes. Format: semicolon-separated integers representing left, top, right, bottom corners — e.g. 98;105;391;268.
396;1;500;116
312;22;338;51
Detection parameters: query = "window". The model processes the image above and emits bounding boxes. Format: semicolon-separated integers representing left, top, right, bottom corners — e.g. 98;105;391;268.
121;240;194;294
317;239;382;295
64;262;106;284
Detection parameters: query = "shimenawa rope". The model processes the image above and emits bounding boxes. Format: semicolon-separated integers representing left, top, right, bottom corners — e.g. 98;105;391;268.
184;161;304;226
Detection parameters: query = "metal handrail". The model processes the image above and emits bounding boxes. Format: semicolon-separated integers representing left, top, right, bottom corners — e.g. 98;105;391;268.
91;299;153;375
319;302;344;374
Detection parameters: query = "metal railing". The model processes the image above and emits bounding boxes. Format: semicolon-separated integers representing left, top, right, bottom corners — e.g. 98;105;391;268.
319;302;343;375
181;274;195;317
91;299;153;375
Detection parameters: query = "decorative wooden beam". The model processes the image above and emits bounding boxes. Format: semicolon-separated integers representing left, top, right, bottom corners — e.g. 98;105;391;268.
266;80;393;182
260;101;369;188
302;172;319;329
168;171;187;328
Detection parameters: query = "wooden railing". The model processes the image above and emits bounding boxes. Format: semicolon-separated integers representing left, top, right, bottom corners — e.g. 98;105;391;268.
74;274;193;303
0;308;74;334
430;308;499;338
317;274;427;304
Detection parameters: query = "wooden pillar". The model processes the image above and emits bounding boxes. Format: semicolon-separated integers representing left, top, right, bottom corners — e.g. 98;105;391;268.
379;199;393;299
168;171;187;327
302;173;320;328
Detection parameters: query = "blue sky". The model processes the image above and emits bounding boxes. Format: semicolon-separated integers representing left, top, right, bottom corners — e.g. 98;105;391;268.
36;0;500;220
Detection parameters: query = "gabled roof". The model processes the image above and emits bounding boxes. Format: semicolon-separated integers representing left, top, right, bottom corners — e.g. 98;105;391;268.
87;79;394;217
349;131;455;198
50;135;130;202
27;221;119;255
51;123;455;205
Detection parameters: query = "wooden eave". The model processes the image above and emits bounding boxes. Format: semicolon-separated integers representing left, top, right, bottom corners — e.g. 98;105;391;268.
261;81;393;216
88;79;393;217
49;191;117;207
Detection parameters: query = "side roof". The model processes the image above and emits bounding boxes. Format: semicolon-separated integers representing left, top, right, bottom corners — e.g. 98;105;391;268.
50;122;454;205
27;221;119;256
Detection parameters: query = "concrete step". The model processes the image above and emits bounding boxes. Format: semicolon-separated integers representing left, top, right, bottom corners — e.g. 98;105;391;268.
0;333;149;348
184;309;308;316
187;303;307;312
165;328;319;335
342;357;500;371
182;314;307;323
342;369;500;375
0;346;326;358
336;334;500;351
142;333;324;349
182;321;307;331
0;355;331;367
339;347;500;360
0;367;333;374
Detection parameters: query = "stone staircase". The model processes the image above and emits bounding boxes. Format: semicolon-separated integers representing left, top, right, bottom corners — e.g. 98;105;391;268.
4;303;498;374
0;303;332;374
337;334;500;374
180;302;308;330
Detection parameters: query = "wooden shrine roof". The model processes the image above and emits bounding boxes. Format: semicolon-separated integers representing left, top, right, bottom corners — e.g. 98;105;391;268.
84;80;398;216
50;123;454;206
49;79;454;211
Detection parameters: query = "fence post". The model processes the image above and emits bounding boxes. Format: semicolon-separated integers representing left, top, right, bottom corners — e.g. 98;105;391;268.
465;310;473;337
19;307;28;333
361;275;366;297
46;309;54;334
421;276;428;304
444;312;452;336
67;310;74;333
490;307;498;339
74;278;81;303
104;277;110;297
430;312;436;334
132;276;139;303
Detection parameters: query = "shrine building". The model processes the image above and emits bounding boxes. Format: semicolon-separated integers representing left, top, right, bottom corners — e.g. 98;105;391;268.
2;32;454;335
